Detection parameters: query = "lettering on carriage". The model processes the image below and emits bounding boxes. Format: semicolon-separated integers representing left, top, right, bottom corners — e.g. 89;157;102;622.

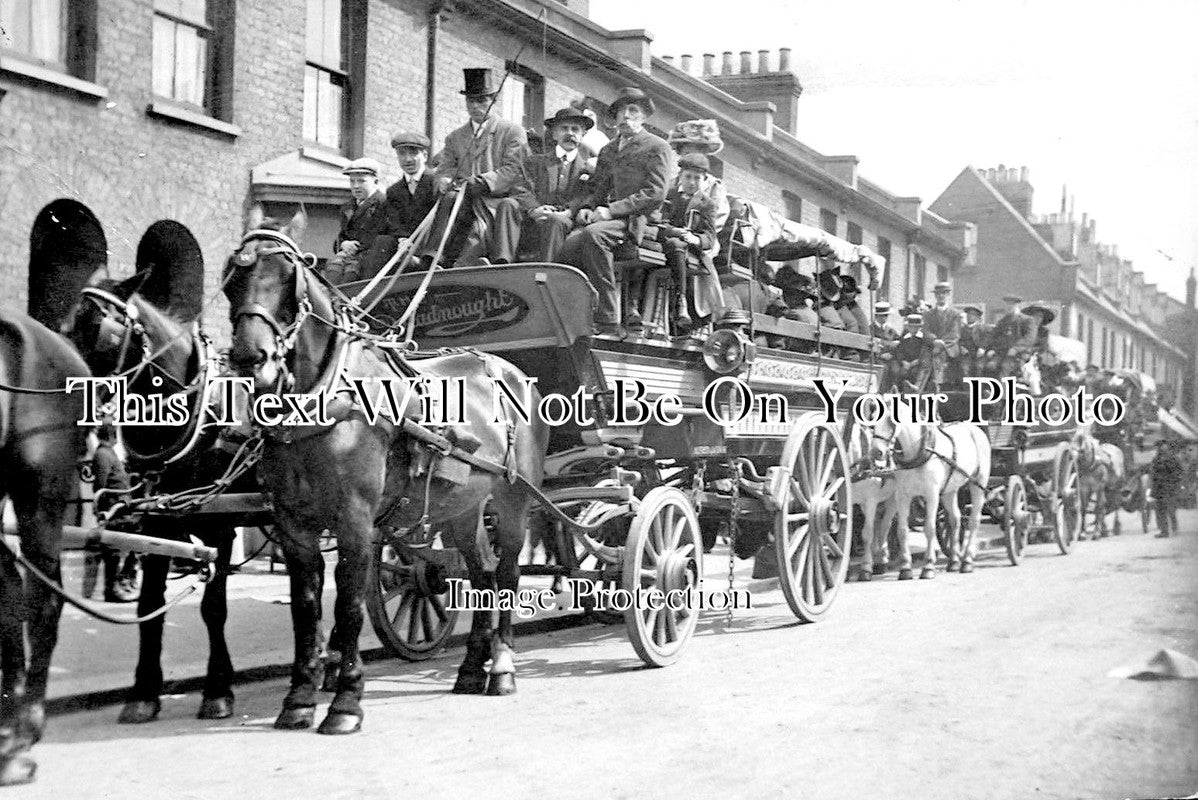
67;376;190;426
381;285;530;338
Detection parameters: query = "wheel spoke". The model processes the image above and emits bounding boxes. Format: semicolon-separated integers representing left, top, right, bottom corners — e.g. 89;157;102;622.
649;517;664;557
406;597;422;643
823;475;845;501
785;511;810;525
643;606;660;639
421;600;435;642
786;523;809;560
654;605;668;644
666;514;685;551
639;567;657;586
822;532;844;560
816;538;835;588
664;607;679;643
818;446;837;491
391;592;414;631
381;587;406;605
790;477;809;508
801;542;816;602
428;593;448;623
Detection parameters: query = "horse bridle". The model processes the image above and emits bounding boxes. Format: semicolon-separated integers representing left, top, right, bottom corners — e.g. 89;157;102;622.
77;286;160;383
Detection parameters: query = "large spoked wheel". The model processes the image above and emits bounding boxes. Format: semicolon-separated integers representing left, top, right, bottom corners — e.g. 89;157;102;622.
1004;476;1029;565
366;529;461;661
774;415;852;622
1053;444;1081;554
622;487;702;667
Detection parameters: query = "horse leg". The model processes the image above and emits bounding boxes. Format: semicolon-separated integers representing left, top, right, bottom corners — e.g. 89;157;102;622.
450;509;494;695
273;532;324;730
943;493;963;572
119;553;169;723
317;513;374;736
197;530;235;720
895;492;914;581
1096;487;1108;538
856;491;876;582
959;484;984;574
875;500;896;575
921;491;940;579
0;549;34;786
486;489;528;697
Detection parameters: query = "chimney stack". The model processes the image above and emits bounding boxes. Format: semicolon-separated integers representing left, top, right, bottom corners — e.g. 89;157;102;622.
1186;268;1195;308
680;53;693;73
662;55;674;66
739;50;753;73
722;51;733;75
704;46;804;135
703;53;716;75
1020;166;1029;183
779;47;791;71
758;49;770;72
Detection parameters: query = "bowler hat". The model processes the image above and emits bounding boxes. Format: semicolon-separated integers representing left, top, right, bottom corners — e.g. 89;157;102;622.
609;87;655;117
818;270;842;302
460;68;498;97
543;107;593;131
666;119;724;155
961;304;983;316
342;157;382;177
390;130;430;150
1022;304;1056;324
933;281;952;293
677;152;710;174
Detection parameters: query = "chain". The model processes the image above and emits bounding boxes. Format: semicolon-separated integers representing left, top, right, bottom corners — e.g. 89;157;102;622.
726;459;742;623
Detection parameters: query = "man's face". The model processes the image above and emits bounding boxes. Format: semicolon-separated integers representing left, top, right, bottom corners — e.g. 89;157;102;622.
465;95;494;124
966;312;981;324
395;146;428;176
616;102;647;135
348;174;377;201
552;122;584;151
934;290;950;307
677;168;703;195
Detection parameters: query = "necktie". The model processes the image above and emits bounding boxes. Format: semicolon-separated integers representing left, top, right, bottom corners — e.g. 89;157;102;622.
556;155;569;196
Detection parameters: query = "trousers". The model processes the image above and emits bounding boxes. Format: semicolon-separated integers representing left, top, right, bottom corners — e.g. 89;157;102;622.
559;220;628;325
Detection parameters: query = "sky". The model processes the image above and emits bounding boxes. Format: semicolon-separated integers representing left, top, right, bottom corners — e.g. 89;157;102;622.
589;0;1198;303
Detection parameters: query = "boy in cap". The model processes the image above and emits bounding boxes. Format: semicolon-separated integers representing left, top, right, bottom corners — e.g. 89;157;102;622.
560;87;673;338
324;158;389;284
958;304;988;377
434;68;530;266
510;108;594;262
379;131;440;272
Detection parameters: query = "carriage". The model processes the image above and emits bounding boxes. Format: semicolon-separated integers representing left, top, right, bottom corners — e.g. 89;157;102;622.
348;222;886;667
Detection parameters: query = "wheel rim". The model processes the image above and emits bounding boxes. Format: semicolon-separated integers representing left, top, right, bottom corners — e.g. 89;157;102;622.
623;487;702;667
366;531;460;661
1004;478;1027;565
1054;448;1081;554
776;420;852;622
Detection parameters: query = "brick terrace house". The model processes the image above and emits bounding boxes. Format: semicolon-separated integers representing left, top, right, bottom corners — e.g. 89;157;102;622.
931;165;1198;422
1;0;973;338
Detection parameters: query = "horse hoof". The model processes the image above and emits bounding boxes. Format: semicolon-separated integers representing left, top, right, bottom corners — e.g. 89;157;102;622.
485;672;517;696
197;696;234;720
960;562;975;574
117;700;161;724
857;569;872;583
316;712;362;735
0;755;36;786
946;562;960;572
898;568;913;581
273;706;315;730
452;672;488;695
920;567;935;580
872;563;887;576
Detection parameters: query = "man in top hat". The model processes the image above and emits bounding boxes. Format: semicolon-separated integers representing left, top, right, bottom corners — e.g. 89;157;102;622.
379;131;441;274
433;67;530;266
885;313;934;392
816;271;846;330
923;281;962;388
1149;439;1183;537
510;108;593;262
323;157;390;284
559;87;673;338
958;304;988;377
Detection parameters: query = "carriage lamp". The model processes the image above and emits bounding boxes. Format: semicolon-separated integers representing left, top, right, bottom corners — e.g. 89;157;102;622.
703;328;756;375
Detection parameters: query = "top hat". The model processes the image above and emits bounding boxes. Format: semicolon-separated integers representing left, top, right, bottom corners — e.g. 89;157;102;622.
933;281;952;293
677;152;710;174
961;304;983;316
342;157;382;177
460;68;499;96
543;107;593;131
666;119;724;155
1022;304;1056;324
818;271;842;302
390;130;430;150
609;86;656;117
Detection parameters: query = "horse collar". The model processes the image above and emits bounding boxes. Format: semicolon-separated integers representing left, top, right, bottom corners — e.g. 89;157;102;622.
893;426;935;470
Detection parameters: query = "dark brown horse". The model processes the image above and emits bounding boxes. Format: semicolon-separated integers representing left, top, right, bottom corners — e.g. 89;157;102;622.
0;308;89;785
224;211;548;734
65;278;250;724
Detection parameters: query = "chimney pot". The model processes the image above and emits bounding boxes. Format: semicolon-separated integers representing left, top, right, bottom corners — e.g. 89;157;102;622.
662;55;675;65
1020;166;1028;183
758;49;770;72
703;53;715;75
1008;167;1018;182
680;53;693;72
778;47;791;71
722;51;733;74
739;50;753;73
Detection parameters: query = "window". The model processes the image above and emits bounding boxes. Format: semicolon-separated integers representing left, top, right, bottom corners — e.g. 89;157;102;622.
820;208;837;235
2;0;96;80
876;237;892;300
783;191;802;223
936;262;949;284
152;0;233;119
498;61;545;136
304;0;347;150
846;221;862;245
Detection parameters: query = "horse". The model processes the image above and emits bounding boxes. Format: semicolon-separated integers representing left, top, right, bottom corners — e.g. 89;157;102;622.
1074;430;1125;538
223;210;549;734
869;413;991;578
848;423;896;581
0;308;89;785
64;277;250;724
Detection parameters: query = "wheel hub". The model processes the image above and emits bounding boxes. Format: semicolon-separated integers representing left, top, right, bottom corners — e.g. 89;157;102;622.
414;560;447;596
659;549;697;595
808;497;839;536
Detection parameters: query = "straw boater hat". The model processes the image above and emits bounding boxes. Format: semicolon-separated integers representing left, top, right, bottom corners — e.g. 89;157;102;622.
906;313;924;326
666;119;725;155
342;157;382;177
933;281;952;294
875;301;893;315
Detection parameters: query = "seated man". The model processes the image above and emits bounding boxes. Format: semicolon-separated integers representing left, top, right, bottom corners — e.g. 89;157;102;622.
958;304;988;378
721;262;787;349
510;108;592;262
323;158;389;284
645;152;719;335
923;281;963;388
986;294;1033;377
376;131;441;277
433;68;529;266
884;314;934;392
559;87;672;338
837;275;870;333
816;271;846;330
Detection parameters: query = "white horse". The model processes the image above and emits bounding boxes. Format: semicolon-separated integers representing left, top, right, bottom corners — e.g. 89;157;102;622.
849;424;897;582
870;416;992;578
1074;431;1125;537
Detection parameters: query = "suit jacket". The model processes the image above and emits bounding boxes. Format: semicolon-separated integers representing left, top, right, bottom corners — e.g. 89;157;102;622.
991;311;1032;351
578;129;672;245
960;321;989;354
383;172;439;240
334;190;389;252
662;186;718;254
433;116;528;196
923;304;962;356
511;151;589;212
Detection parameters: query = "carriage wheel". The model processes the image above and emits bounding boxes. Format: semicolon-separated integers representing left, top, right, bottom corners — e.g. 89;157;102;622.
1052;444;1081;554
774;415;852;622
1004;476;1029;565
365;529;461;661
622;487;702;667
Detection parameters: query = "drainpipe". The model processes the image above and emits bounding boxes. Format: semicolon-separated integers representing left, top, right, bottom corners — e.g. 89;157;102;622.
426;1;445;139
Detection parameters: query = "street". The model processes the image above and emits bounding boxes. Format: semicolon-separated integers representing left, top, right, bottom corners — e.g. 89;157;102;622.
14;511;1198;800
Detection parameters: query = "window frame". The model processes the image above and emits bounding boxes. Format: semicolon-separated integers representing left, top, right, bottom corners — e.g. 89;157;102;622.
148;0;234;123
501;60;545;136
819;207;837;236
302;0;363;156
1;0;100;90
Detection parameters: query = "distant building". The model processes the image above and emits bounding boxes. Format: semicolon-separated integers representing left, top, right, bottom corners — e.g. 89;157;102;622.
932;165;1197;421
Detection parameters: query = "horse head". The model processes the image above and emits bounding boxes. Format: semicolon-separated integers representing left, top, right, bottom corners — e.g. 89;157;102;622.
225;208;333;394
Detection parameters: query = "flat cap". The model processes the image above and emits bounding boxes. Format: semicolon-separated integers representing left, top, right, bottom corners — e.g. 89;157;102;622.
677;152;710;173
390;130;431;150
961;304;983;316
